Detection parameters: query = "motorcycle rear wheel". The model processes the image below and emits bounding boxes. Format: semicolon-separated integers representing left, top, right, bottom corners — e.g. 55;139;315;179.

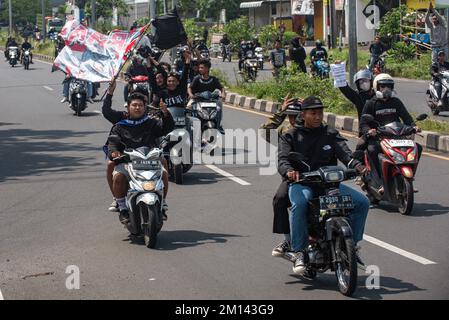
396;175;414;215
334;235;357;297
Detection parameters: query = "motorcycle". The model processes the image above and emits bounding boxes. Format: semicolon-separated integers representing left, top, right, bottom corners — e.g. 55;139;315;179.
199;49;210;60
313;58;330;79
191;91;223;154
48;32;58;42
426;71;449;115
353;113;428;215
22;49;31;70
8;46;19;67
221;44;231;62
160;106;194;185
110;138;166;249
255;47;264;70
283;152;360;297
368;54;386;76
243;51;258;82
69;78;88;116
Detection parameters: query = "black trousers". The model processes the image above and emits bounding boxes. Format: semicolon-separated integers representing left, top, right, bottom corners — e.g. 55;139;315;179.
272;180;291;234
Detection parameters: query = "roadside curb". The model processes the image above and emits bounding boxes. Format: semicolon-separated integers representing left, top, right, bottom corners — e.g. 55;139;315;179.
224;90;449;154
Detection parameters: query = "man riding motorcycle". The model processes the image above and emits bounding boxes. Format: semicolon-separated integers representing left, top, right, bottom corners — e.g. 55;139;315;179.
108;92;174;224
278;96;369;274
310;40;328;74
357;74;422;195
123;54;152;104
430;50;449;108
238;40;254;71
368;36;387;72
20;38;33;64
5;37;20;61
219;34;231;58
188;58;226;134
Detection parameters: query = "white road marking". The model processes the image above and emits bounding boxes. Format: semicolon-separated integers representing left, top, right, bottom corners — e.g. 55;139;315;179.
205;165;251;186
364;235;437;265
43;86;54;91
0;288;4;300
93;110;102;114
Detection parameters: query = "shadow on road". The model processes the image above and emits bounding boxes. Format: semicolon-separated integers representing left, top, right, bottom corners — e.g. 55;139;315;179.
286;273;425;299
372;202;449;217
181;171;222;186
0;128;103;182
155;229;243;250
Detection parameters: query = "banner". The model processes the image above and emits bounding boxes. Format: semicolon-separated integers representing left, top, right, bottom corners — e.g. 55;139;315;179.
292;0;314;15
53;19;147;82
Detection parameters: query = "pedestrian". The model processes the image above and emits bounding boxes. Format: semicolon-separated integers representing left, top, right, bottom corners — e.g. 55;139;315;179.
425;2;448;63
270;39;287;78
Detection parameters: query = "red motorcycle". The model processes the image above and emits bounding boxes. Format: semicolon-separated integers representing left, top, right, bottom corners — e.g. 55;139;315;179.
354;113;427;215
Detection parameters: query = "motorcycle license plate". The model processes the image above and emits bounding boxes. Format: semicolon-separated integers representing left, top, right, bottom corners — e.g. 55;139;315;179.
132;160;161;170
200;103;217;108
319;195;353;210
388;139;415;147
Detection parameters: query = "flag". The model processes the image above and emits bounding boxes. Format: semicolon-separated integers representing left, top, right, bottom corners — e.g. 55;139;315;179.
151;7;188;50
53;19;147;82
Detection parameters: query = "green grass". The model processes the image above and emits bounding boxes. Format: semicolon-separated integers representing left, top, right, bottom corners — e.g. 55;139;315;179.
418;117;449;135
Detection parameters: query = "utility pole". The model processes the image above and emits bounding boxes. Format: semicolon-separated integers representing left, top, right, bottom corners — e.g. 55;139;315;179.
348;0;357;87
41;0;46;40
149;0;156;21
330;0;337;49
91;0;96;27
8;0;12;35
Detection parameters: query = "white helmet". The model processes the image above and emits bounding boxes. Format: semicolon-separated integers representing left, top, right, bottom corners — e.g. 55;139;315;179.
373;73;395;99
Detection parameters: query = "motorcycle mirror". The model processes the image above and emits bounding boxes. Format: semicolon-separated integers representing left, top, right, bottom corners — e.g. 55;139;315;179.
361;114;375;124
416;113;428;121
288;152;310;172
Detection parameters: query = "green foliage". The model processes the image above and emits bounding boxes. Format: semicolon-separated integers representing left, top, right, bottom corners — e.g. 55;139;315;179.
282;31;297;47
387;41;416;62
210;68;229;88
85;0;129;22
379;5;411;37
0;0;51;27
223;16;255;47
257;24;278;49
183;18;203;40
385;51;432;80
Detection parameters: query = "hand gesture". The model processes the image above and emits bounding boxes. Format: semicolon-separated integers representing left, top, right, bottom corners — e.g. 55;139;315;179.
287;170;300;182
159;98;168;116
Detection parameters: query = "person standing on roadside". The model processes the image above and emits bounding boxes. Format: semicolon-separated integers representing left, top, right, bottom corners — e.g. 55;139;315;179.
426;2;448;63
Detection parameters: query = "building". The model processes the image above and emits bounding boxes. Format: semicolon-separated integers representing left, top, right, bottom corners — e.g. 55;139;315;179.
240;0;293;32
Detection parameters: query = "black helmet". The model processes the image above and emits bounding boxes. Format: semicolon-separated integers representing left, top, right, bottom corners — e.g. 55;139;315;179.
315;40;322;47
301;96;326;110
284;100;302;115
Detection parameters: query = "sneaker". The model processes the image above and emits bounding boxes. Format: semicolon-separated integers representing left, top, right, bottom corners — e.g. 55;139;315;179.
60;97;68;103
292;251;308;275
272;240;291;257
87;97;94;104
118;209;129;225
108;199;119;212
355;246;365;266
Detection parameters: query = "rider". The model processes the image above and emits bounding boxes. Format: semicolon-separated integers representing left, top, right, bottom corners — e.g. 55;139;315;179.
310;40;328;74
187;58;226;134
430;50;449;108
20;38;33;64
278;96;369;274
358;74;422;194
194;37;209;58
260;96;303;257
5;37;19;61
219;33;231;57
252;37;262;48
123;54;151;104
238;39;251;71
368;36;387;71
60;71;94;104
108;92;174;224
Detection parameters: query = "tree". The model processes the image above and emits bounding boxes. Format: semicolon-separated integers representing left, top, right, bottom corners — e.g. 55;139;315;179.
223;16;254;47
84;0;129;23
0;0;51;27
177;0;244;21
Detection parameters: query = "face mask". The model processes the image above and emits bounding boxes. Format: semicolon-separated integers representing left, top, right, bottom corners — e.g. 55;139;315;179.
359;82;371;92
376;87;393;99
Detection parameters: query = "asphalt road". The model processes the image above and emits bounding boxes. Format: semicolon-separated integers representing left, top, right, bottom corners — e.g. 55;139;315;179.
0;57;449;300
210;56;449;121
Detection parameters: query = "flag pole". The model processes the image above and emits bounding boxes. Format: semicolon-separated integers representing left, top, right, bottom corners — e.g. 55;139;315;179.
99;23;153;102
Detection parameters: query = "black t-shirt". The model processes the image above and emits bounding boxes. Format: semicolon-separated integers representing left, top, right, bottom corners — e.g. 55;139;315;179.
190;75;223;94
21;42;32;50
370;43;387;56
153;63;190;108
220;38;230;46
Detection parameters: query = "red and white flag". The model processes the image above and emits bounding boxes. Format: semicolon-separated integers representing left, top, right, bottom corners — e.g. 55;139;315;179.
53;19;147;82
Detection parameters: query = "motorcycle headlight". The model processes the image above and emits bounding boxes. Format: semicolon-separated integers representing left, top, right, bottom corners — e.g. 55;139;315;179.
142;181;156;191
324;171;344;182
389;149;405;163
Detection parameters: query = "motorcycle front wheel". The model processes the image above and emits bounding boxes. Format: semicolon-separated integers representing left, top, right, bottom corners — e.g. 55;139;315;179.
396;175;414;215
334;235;357;297
141;203;159;249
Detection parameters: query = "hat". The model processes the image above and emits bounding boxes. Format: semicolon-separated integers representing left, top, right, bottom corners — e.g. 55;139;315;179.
283;100;302;115
300;96;326;110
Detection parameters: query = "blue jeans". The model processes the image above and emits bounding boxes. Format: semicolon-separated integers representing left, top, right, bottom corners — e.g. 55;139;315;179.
63;79;93;98
288;183;369;252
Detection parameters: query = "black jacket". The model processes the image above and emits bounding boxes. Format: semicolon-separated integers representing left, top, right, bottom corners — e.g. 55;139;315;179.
107;114;174;159
310;47;328;61
339;85;375;122
431;61;449;78
278;123;355;180
153;62;190;108
102;94;127;124
360;97;415;135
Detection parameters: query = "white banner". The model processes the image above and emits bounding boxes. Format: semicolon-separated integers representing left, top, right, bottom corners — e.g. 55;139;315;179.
292;0;314;15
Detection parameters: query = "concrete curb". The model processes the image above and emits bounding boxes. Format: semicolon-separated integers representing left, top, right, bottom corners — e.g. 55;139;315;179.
224;90;448;154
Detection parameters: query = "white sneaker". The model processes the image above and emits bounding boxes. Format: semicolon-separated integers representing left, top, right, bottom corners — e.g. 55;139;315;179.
60;97;68;103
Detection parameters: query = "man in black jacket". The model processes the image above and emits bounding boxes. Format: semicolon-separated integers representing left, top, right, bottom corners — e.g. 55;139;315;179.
108;92;174;224
358;73;421;192
278;96;369;275
289;36;307;73
430;50;449;107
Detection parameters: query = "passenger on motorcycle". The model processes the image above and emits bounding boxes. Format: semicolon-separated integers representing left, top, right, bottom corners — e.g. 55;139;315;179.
310;40;328;74
357;74;422;194
430;50;449;107
108;92;175;224
368;36;387;71
123;55;151;104
20;38;33;64
60;72;94;104
188;58;226;134
238;40;254;71
278;96;369;274
5;37;19;61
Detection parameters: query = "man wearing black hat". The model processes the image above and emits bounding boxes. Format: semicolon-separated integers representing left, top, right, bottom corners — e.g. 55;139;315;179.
278;96;370;275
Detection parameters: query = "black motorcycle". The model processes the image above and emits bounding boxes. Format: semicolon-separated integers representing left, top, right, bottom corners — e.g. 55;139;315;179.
68;78;88;116
283;152;359;297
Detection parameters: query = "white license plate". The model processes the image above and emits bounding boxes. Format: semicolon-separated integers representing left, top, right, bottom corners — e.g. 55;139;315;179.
388;139;415;147
200;103;217;108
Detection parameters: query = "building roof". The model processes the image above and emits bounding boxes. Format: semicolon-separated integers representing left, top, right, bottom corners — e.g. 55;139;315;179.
240;0;290;9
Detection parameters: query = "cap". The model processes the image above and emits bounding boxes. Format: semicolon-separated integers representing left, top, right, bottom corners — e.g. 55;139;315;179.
300;96;326;110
